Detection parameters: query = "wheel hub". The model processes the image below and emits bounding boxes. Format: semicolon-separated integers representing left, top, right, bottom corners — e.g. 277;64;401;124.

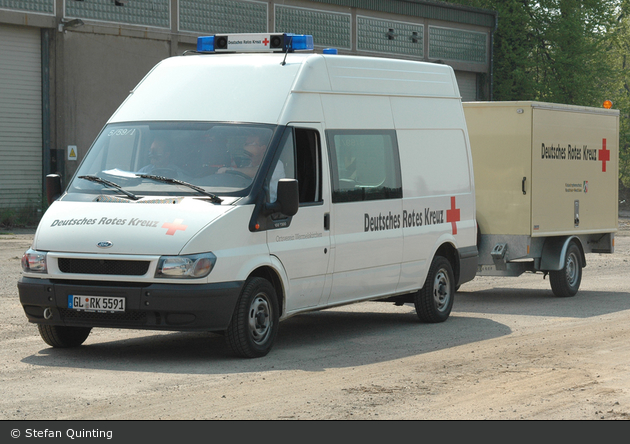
565;253;578;286
433;270;450;311
249;295;271;344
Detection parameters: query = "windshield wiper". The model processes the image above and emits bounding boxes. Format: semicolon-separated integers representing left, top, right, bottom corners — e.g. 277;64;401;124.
137;174;223;204
78;175;139;201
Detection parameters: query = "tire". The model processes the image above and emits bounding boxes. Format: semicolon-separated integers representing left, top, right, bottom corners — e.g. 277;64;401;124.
38;324;92;348
225;277;279;358
414;256;455;323
549;242;582;297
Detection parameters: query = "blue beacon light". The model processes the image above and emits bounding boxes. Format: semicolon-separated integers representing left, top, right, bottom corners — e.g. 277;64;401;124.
196;35;215;52
285;34;314;51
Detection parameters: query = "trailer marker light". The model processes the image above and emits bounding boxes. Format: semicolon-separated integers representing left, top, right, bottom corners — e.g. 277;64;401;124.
603;100;613;109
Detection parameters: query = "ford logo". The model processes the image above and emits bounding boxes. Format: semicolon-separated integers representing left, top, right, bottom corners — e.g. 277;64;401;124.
97;241;113;248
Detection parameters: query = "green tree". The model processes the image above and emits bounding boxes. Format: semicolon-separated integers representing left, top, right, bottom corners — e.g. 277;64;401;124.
448;0;630;196
490;0;539;100
532;0;618;105
450;0;619;104
606;0;630;190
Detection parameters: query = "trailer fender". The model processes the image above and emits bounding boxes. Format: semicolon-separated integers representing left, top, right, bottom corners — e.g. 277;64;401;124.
539;236;586;271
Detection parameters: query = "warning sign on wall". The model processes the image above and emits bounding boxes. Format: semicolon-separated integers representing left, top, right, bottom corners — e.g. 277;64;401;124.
68;145;77;161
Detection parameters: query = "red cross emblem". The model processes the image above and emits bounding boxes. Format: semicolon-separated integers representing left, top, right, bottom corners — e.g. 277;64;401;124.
162;219;187;236
598;138;610;172
446;196;461;235
262;38;269;46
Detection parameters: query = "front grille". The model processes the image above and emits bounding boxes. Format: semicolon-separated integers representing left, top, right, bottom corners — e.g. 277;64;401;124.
58;258;150;276
59;308;147;324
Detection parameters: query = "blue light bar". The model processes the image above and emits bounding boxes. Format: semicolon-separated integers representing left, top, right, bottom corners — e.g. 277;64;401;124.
197;35;215;52
196;33;313;53
286;34;314;52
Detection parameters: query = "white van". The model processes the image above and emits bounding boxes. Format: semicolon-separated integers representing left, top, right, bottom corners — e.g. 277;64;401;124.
18;33;477;358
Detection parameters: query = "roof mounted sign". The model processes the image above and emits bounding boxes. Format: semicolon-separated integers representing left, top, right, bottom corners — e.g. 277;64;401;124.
197;33;314;53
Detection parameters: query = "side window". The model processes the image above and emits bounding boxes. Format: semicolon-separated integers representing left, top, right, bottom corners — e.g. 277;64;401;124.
295;128;322;204
268;131;295;203
327;130;402;203
270;127;322;204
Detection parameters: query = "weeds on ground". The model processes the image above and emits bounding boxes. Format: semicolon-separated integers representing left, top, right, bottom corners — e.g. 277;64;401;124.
0;199;45;229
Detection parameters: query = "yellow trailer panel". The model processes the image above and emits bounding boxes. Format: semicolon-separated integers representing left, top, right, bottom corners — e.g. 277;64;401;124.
463;101;619;237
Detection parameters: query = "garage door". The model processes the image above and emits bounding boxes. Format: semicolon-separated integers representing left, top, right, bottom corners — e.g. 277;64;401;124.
0;25;42;211
455;71;477;102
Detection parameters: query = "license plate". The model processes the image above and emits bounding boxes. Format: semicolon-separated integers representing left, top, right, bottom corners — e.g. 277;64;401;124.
68;295;126;312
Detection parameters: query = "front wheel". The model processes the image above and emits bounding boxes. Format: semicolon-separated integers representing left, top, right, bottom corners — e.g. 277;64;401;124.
414;256;455;323
225;277;279;358
549;242;582;297
38;324;92;348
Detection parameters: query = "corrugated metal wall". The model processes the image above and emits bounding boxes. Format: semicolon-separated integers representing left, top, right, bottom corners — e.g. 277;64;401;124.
0;25;42;210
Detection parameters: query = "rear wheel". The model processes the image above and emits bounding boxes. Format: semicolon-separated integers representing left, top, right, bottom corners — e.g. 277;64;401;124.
38;324;92;348
226;277;279;358
415;256;454;323
549;242;582;297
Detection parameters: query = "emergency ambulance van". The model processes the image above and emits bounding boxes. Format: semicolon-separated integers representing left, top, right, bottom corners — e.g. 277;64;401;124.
18;33;478;358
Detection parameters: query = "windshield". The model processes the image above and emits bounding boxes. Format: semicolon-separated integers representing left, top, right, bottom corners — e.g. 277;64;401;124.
68;122;276;199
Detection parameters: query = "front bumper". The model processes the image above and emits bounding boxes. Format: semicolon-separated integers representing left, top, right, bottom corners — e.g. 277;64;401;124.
18;277;243;332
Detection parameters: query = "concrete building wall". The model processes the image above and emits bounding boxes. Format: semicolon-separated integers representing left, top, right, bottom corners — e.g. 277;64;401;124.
0;0;496;212
56;32;171;182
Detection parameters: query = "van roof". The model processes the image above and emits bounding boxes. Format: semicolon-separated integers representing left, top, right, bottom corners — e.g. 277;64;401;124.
109;53;460;125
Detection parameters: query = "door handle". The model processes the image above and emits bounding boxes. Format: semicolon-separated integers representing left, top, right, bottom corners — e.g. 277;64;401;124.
324;213;330;231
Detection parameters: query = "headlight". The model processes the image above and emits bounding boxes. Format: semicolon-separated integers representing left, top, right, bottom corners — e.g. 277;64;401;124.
21;249;48;273
155;252;216;279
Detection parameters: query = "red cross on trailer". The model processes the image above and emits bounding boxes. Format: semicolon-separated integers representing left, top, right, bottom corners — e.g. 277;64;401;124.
262;38;269;46
162;219;187;235
599;138;610;172
446;196;460;235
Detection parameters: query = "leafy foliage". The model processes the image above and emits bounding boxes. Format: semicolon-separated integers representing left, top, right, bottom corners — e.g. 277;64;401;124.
448;0;630;189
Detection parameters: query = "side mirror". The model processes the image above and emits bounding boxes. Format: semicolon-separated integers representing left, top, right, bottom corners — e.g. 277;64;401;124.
46;174;62;205
264;178;299;217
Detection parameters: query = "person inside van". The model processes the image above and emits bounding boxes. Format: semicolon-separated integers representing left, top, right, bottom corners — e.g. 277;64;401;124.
218;132;285;201
138;137;182;176
185;133;231;177
218;134;267;177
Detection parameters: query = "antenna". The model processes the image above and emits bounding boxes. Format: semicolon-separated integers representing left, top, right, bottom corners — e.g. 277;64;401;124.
281;36;292;66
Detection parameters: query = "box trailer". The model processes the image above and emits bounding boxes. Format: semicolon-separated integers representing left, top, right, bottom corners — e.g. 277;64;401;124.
463;101;619;296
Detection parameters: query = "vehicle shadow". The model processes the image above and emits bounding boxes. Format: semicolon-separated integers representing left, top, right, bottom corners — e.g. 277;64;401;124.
455;287;630;318
22;287;630;373
22;306;510;374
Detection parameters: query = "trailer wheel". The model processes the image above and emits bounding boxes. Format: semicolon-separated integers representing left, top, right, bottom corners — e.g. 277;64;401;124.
226;277;279;358
38;324;92;348
549;242;582;297
414;256;454;323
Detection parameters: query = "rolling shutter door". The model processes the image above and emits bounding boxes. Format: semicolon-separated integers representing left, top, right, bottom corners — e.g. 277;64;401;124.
0;25;42;210
455;71;477;102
